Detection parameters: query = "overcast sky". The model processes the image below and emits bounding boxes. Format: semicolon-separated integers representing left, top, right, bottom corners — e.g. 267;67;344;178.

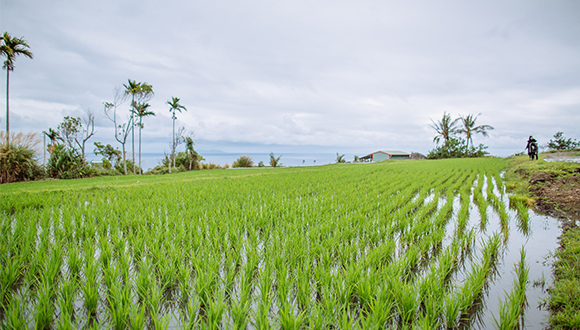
1;0;579;163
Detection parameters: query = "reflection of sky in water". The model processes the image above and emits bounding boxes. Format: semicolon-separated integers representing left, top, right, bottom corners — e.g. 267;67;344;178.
544;158;580;163
463;175;560;329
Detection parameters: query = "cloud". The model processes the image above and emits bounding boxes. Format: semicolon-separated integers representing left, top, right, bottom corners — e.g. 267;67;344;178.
1;0;579;160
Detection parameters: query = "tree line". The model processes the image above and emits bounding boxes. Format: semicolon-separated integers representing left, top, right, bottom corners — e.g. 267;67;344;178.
0;32;208;183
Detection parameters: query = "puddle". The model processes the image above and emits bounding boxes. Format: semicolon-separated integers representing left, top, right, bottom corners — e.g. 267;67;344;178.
544;158;580;163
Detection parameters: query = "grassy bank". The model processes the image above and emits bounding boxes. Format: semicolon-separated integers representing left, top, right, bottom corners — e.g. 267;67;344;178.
505;154;580;329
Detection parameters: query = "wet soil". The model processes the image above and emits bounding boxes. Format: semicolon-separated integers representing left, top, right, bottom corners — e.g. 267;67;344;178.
530;172;580;224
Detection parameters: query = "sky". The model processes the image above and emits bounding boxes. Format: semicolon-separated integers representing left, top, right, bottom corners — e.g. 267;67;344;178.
1;0;579;166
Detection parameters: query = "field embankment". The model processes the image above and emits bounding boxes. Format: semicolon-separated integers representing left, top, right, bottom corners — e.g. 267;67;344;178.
505;153;580;329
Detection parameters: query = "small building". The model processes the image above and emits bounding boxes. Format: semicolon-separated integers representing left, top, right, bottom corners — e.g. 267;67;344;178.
360;150;410;162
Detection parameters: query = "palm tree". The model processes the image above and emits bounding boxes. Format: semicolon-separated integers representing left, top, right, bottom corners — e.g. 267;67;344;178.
123;79;153;173
457;113;494;151
166;97;186;174
269;152;282;167
336;153;345;163
1;32;33;147
132;101;155;174
430;112;459;144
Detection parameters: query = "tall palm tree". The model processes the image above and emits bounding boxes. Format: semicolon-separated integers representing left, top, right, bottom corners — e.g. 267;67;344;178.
132;101;155;174
123;79;153;173
457;113;494;150
0;32;33;146
166;97;186;173
430;112;459;144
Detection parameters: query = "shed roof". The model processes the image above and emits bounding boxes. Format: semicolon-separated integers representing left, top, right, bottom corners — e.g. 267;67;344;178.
360;150;410;159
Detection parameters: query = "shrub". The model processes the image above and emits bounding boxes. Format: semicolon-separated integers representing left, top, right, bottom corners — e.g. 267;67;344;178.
0;132;43;184
232;155;254;168
0;142;43;184
201;162;221;170
427;138;489;159
47;144;88;179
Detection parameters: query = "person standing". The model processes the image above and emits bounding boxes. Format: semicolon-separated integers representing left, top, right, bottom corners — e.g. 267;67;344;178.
526;136;538;160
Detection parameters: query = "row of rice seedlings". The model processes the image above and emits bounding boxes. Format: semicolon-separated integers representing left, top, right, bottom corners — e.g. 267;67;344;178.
493;247;530;330
473;171;490;227
0;158;512;327
508;195;531;235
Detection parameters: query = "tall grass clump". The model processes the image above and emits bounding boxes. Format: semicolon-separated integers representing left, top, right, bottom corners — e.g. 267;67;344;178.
232;155;254;168
0;132;43;183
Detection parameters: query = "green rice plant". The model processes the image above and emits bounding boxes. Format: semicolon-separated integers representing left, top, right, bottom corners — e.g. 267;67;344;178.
67;245;82;280
492;248;529;330
129;303;147;330
205;289;226;330
279;303;306;330
177;261;192;302
82;261;99;319
152;313;171;330
135;258;152;302
107;282;132;330
2;292;28;329
443;292;461;329
34;275;56;330
253;292;272;330
230;295;251;330
393;282;418;326
148;281;166;320
0;255;22;307
58;277;77;319
55;308;75;330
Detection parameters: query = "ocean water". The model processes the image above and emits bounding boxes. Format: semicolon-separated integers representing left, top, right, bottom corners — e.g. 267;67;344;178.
88;152;346;171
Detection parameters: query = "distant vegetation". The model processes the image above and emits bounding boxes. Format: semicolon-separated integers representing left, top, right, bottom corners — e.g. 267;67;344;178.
232;155;254;168
547;131;580;151
428;112;493;159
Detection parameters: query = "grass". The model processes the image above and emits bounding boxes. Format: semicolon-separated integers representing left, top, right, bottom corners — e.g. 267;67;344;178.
549;227;580;329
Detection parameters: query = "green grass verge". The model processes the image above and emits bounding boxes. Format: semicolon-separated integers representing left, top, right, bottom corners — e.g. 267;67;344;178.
503;154;579;202
549;228;580;328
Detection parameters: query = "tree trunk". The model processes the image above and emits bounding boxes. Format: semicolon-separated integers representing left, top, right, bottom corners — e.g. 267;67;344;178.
122;143;127;175
131;122;135;174
138;118;142;175
5;69;9;147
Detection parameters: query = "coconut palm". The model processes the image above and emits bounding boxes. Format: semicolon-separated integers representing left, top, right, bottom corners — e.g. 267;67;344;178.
0;32;33;146
457;113;494;151
166;97;187;173
123;79;153;173
430;112;459;144
132;101;155;174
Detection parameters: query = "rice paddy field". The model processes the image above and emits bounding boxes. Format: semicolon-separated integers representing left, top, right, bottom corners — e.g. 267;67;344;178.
0;158;558;329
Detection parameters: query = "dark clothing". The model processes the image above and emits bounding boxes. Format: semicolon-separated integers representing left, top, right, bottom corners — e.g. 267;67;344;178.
526;138;538;160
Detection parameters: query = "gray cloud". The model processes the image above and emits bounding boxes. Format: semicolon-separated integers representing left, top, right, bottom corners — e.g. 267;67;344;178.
1;0;579;162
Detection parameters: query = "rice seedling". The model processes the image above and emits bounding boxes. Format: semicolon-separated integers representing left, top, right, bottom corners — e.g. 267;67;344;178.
0;157;538;328
129;303;147;330
2;292;27;329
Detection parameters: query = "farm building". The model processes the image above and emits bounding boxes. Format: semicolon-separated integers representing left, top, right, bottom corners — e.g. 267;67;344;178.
360;150;410;162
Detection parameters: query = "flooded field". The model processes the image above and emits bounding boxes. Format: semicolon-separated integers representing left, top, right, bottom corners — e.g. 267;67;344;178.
0;158;562;329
